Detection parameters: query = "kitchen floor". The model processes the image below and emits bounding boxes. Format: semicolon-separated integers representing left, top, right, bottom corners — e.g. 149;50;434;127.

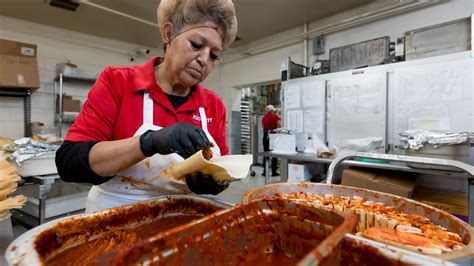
214;165;281;204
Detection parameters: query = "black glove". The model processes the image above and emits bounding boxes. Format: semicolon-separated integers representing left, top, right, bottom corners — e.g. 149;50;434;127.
140;122;210;159
186;172;229;195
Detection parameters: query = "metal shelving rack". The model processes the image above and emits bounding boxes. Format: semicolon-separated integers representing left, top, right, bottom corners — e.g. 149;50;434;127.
0;88;32;137
240;101;251;154
53;73;96;137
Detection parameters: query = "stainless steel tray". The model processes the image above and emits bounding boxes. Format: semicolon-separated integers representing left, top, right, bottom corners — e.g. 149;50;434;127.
342;234;454;265
405;143;470;170
6;195;233;266
242;182;474;262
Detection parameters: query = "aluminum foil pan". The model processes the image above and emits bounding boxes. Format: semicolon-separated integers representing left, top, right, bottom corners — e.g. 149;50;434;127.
6;195;233;266
242;182;474;263
4;138;59;165
399;130;473;150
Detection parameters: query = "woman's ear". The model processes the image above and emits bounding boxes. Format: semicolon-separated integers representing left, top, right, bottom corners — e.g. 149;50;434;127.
160;22;174;46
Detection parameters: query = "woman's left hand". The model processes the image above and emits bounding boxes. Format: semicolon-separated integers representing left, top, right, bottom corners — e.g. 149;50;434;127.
185;172;229;195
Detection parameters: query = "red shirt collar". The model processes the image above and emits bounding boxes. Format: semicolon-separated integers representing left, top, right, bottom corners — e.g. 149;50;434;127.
133;56;209;112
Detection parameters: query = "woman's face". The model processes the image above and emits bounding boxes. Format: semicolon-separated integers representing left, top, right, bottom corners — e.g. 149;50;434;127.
165;23;223;88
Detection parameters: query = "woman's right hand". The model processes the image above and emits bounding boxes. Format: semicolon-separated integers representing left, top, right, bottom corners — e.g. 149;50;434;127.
185;172;230;195
139;122;210;159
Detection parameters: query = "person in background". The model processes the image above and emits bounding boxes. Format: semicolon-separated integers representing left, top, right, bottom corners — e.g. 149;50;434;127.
262;104;281;176
55;0;238;213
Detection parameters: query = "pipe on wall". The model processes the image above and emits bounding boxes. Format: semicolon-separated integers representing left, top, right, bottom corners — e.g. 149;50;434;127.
75;0;159;28
303;22;308;67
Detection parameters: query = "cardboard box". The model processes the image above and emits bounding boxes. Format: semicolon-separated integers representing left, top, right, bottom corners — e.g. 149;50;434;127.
0;39;39;89
0;39;37;58
341;167;417;197
0;55;40;89
288;163;321;182
57;61;77;77
56;94;81;112
63;98;81;112
412;187;467;217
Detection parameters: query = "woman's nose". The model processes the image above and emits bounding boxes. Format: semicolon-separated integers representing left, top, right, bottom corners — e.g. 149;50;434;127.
196;48;211;66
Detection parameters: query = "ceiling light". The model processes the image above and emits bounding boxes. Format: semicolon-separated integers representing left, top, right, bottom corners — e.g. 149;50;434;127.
46;0;80;12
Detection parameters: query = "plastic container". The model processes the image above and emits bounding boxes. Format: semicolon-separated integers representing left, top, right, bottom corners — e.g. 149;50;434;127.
96;199;358;265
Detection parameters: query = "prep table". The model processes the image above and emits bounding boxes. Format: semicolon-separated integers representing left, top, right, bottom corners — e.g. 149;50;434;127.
11;175;90;228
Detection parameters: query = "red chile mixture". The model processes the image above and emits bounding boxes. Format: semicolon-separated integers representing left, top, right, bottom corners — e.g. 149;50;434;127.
33;198;408;266
94;199;344;266
44;214;201;266
34;198;222;265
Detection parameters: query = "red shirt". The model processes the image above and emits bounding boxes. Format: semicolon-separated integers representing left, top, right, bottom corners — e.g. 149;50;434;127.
262;111;280;130
65;57;229;155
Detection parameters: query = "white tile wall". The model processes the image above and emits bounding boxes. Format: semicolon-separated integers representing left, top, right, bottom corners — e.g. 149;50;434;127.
0;15;160;139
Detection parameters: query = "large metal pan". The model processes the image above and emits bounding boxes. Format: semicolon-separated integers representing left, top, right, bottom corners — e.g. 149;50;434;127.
242;182;474;263
6;195;232;266
342;234;453;265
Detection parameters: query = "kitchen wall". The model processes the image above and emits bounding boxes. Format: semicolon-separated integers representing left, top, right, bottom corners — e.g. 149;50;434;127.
206;0;474;91
201;0;474;148
0;15;157;138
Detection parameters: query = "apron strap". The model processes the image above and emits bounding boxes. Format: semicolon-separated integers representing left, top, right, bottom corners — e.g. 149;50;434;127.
199;107;221;155
143;91;153;125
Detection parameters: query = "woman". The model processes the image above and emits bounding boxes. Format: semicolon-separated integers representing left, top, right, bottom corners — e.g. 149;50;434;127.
56;0;238;213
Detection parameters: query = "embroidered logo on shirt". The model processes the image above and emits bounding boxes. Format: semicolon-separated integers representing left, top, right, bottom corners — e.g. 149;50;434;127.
192;114;213;124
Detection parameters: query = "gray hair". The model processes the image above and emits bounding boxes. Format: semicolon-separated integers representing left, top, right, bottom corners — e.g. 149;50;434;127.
157;0;237;50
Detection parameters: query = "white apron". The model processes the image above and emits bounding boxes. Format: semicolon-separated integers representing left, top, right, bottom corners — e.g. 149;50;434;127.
85;91;221;213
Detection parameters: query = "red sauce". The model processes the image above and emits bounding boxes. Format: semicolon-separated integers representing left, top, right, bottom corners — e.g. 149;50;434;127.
33;198;223;266
95;199;356;265
45;214;202;266
235;248;301;266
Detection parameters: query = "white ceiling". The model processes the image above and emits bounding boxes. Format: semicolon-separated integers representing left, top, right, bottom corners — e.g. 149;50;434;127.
0;0;375;48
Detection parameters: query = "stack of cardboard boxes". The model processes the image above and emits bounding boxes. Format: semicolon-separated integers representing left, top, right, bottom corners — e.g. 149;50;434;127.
0;39;39;89
341;167;468;222
341;167;417;198
412;187;468;222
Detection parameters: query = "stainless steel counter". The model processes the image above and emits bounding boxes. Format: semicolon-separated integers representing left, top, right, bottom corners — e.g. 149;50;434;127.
12;175;90;228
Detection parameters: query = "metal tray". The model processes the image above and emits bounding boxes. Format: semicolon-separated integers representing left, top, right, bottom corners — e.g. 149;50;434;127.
6;195;232;266
242;182;474;263
405;143;471;170
342;234;454;265
94;199;358;265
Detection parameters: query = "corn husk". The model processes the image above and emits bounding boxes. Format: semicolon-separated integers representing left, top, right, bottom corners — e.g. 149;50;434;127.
0;158;26;221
